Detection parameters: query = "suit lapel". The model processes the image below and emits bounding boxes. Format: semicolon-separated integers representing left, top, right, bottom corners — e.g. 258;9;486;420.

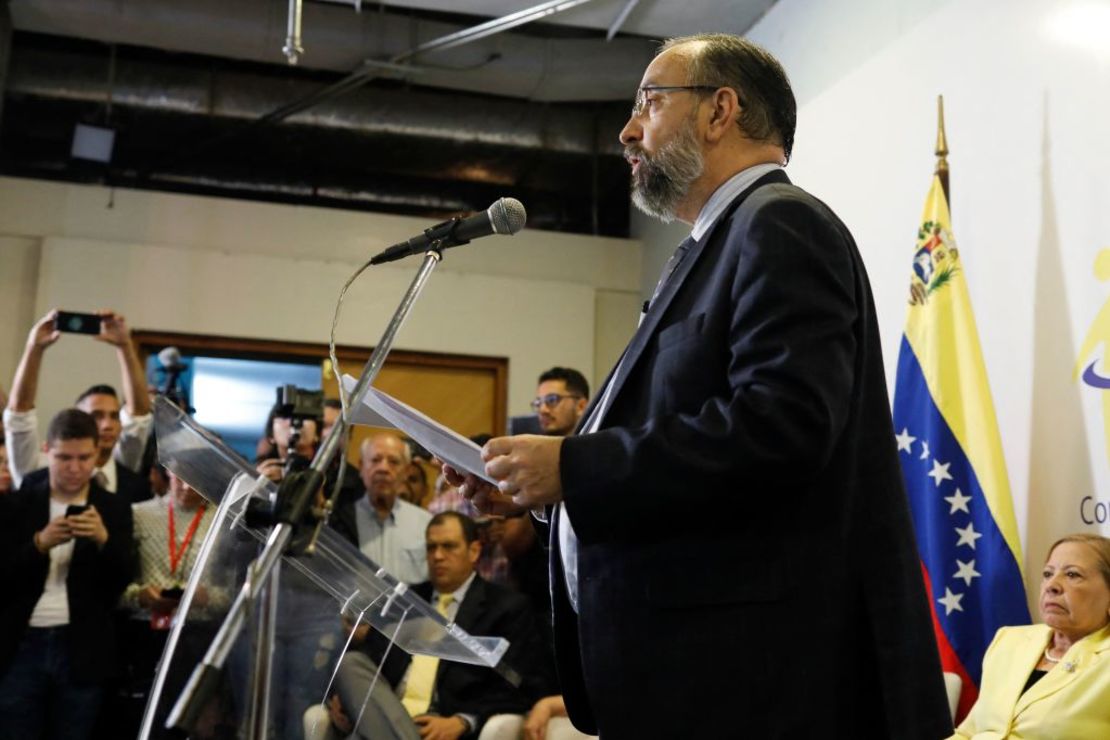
450;576;485;632
1013;624;1110;717
591;169;788;429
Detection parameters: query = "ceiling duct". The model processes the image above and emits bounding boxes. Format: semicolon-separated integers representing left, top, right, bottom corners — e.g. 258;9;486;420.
1;35;634;235
9;0;656;102
7;45;629;155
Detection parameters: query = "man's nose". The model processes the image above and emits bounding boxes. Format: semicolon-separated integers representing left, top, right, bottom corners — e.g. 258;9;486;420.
619;116;641;146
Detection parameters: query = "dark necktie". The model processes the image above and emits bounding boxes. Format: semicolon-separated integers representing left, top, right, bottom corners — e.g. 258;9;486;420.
644;235;695;315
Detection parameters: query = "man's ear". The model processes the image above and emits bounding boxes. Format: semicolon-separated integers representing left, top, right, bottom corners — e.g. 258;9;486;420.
704;87;741;143
468;538;482;563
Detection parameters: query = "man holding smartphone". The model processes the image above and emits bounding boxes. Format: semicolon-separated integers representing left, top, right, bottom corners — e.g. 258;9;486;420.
0;408;134;738
4;308;152;502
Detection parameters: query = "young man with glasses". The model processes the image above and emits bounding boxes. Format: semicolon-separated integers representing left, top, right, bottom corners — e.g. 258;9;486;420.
532;367;590;438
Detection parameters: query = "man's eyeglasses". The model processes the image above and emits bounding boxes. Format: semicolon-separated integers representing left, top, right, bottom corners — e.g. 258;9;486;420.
531;393;582;411
631;85;720;117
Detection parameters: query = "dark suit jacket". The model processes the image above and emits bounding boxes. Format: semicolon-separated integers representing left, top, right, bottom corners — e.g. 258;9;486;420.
550;171;953;739
359;577;554;738
0;478;135;684
21;460;152;505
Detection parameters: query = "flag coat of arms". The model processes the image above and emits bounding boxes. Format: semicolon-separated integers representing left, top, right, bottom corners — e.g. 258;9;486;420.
892;175;1029;721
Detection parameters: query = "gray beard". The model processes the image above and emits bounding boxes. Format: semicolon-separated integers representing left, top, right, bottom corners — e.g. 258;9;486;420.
629;121;705;223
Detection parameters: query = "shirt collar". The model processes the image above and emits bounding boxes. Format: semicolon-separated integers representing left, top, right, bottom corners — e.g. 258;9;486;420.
691;162;784;242
96;457;118;493
359;493;397;523
436;571;477;606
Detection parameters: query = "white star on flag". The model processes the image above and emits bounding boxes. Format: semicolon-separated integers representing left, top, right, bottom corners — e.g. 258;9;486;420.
953;559;981;587
938;587;964;615
927;459;953;487
896;428;916;453
920;441;931;460
955;522;983;549
944;488;971;515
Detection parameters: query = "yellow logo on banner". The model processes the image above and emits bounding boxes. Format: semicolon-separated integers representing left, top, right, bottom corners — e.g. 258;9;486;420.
1076;249;1110;462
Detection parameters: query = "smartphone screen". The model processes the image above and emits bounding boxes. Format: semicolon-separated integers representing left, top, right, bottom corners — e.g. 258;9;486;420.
55;311;102;335
65;504;89;517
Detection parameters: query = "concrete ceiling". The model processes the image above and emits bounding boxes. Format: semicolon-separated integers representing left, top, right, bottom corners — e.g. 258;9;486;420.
369;0;778;39
0;0;778;236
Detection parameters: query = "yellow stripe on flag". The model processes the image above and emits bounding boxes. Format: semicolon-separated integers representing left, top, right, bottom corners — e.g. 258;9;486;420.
903;176;1022;564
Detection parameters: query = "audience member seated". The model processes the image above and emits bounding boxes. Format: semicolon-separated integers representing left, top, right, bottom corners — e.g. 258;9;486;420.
148;461;170;498
322;397;342;442
258;400;362;506
327;511;553;740
0;437;12;495
255;402;321;482
5;309;152;503
951;533;1110;739
330;433;432;585
428;472;479;518
236;402;345;737
401;459;432;508
524;695;596;740
0;409;135;739
118;470;219;730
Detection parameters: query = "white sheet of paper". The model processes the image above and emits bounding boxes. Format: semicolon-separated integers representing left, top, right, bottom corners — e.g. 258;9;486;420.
341;375;494;484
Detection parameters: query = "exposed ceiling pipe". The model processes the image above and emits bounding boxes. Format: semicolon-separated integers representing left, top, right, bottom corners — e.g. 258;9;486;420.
283;0;305;65
149;0;603;175
6;45;628;155
401;0;596;57
9;0;654;102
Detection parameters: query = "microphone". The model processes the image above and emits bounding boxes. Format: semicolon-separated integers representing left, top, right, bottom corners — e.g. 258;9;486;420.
369;197;527;265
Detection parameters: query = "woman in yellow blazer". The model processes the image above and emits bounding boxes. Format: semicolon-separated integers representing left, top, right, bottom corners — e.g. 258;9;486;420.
952;533;1110;739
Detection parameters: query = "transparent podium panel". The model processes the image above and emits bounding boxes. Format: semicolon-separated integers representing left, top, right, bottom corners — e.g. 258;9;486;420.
142;398;513;739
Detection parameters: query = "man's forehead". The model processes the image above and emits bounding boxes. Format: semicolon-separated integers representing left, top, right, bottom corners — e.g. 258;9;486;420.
427;520;464;542
537;379;569;394
78;393;120;412
369;437;404;456
643;45;694;85
50;438;97;455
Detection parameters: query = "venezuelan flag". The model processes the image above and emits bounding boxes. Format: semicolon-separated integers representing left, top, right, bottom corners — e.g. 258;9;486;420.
892;175;1029;722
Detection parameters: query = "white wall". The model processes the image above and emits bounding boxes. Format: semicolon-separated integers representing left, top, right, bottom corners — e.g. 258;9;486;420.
735;0;1110;600
0;177;642;427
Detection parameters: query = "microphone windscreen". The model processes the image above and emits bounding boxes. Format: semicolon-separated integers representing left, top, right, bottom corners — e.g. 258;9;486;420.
489;197;527;235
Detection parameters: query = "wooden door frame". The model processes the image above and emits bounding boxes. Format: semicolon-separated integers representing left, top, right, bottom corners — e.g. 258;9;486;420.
131;330;509;436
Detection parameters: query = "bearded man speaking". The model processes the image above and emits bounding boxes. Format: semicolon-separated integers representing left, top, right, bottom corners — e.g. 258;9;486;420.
448;34;953;739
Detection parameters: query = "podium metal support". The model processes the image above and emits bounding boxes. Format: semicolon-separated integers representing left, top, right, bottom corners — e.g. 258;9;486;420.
166;247;445;737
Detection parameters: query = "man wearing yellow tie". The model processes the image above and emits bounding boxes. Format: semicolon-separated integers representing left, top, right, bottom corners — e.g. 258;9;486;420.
333;511;552;740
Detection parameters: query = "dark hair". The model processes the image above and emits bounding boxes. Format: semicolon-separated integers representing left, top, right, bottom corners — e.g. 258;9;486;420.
428;510;479;545
538;367;590;400
46;408;99;446
75;384;118;405
323;398;342;411
264;402;321;440
661;34;797;163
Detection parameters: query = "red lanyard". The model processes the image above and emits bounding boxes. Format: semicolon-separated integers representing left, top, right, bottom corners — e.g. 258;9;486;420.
168;502;206;577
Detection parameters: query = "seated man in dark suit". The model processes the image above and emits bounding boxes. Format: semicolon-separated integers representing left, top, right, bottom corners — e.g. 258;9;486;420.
0;408;135;739
331;511;552;740
5;309;152;503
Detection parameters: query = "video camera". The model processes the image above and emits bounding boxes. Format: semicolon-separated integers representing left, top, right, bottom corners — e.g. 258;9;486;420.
275;384;324;422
